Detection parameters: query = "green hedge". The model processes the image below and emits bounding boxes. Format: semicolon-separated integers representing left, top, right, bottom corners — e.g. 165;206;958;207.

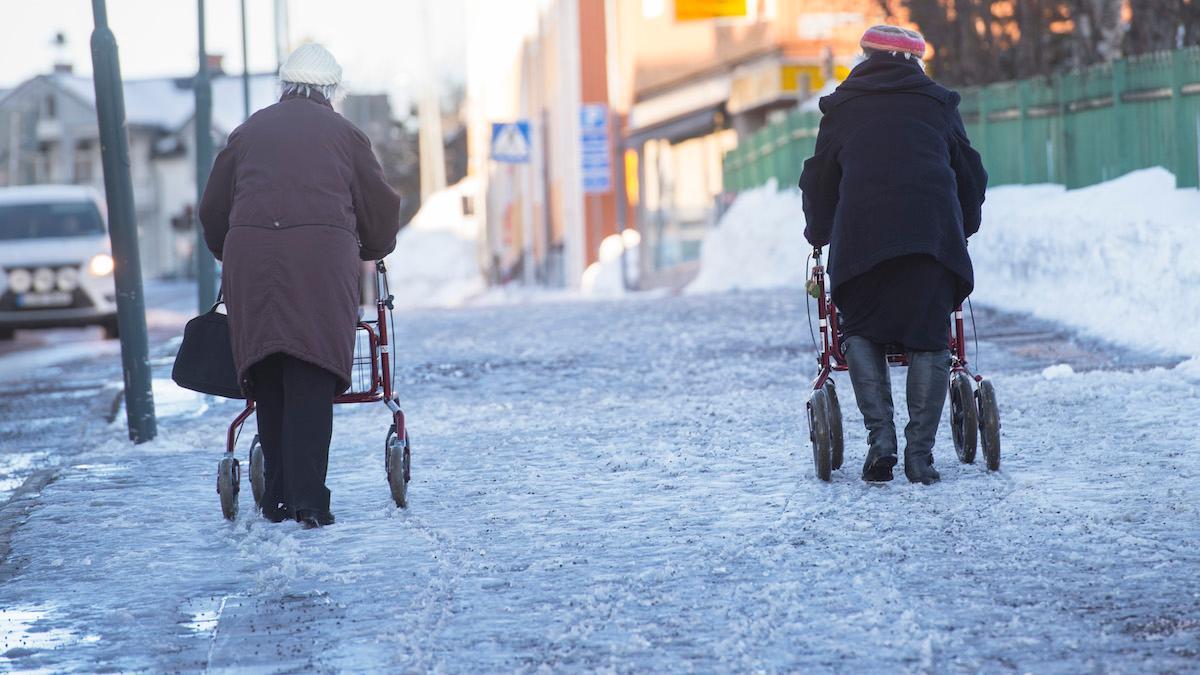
723;46;1200;193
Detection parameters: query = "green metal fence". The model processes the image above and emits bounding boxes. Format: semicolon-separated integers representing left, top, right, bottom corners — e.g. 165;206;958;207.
723;45;1200;192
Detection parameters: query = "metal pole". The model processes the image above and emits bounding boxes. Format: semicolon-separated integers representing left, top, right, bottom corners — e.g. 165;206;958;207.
88;0;157;443
274;0;290;70
241;0;251;121
195;0;217;312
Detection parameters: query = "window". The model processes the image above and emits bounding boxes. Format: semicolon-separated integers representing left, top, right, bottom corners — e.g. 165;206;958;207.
34;141;53;183
43;95;56;120
74;140;94;183
0;201;105;240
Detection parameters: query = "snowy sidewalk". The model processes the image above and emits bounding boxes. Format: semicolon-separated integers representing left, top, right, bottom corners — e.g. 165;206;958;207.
1;290;1197;672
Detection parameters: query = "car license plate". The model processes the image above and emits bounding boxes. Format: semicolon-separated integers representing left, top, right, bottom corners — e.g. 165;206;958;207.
16;292;72;308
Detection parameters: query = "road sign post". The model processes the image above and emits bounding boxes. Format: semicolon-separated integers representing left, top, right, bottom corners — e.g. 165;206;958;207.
491;121;535;284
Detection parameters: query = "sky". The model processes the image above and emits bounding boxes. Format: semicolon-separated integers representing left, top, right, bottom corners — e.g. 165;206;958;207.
0;0;467;116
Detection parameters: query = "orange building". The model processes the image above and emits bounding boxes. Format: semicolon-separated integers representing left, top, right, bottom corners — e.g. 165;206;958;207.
609;0;893;286
469;0;898;289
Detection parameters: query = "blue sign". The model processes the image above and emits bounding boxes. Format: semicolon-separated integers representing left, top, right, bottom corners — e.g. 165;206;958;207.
491;121;532;164
580;104;611;194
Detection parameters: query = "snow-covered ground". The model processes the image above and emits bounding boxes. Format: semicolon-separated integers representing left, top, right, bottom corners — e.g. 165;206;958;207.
689;169;1200;361
0;280;194;503
1;289;1197;671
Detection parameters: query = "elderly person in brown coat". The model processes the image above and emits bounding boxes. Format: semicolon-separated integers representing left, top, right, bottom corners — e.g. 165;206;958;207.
200;44;402;528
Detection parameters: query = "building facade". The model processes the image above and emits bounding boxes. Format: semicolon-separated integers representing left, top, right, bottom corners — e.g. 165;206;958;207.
469;0;897;290
0;63;277;279
611;0;892;286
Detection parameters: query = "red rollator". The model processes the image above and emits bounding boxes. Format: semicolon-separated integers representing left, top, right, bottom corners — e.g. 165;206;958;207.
215;260;411;518
805;247;1001;482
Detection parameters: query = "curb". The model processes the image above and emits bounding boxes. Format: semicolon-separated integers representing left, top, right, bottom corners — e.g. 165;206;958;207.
0;468;59;583
0;385;126;580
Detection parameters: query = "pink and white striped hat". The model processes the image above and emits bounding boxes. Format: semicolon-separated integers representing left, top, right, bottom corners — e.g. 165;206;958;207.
860;25;926;59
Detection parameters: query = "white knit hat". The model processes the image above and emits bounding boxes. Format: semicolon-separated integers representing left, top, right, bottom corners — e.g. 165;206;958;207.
279;44;342;86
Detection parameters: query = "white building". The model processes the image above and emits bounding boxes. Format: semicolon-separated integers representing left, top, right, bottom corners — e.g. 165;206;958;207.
0;63;278;279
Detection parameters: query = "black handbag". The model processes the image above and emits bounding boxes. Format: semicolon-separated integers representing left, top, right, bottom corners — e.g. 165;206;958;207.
171;293;244;399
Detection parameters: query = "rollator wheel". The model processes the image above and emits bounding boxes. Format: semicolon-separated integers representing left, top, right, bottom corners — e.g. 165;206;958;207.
248;435;265;508
822;381;844;471
217;454;240;520
808;388;833;482
385;425;411;508
949;372;978;464
977;379;1001;471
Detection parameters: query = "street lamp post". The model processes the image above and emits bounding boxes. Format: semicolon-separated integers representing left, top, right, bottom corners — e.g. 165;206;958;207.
88;0;157;443
241;0;251;121
195;0;217;312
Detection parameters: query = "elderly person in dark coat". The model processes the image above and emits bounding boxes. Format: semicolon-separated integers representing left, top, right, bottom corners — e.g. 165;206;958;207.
200;44;402;526
799;26;988;485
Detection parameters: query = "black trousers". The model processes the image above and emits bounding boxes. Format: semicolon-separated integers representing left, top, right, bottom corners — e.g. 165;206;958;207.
251;353;338;515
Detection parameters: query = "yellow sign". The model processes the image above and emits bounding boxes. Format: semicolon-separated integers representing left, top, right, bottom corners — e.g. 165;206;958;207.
674;0;748;22
624;149;640;207
728;62;852;115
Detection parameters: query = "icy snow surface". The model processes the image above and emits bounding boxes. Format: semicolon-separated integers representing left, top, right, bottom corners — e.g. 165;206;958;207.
689;169;1200;359
1;290;1197;672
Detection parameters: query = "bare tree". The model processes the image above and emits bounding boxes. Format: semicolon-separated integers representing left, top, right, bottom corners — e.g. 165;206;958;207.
875;0;1132;85
1127;0;1181;53
1069;0;1125;66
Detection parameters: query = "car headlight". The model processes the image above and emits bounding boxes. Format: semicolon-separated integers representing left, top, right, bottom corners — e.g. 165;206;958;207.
57;266;80;292
7;268;32;294
88;254;115;277
32;267;55;293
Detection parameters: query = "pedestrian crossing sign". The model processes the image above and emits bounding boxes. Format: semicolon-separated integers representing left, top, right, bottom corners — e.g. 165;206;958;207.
491;121;532;164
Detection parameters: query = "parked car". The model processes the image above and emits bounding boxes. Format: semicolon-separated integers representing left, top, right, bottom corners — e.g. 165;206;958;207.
0;185;118;340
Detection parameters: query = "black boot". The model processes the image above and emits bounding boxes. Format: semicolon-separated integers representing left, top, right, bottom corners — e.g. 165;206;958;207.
296;509;335;529
904;454;941;485
844;337;899;483
903;348;950;485
862;449;898;482
261;500;291;523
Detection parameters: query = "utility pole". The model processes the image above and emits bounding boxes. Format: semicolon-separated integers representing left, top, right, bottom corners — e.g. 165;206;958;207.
195;0;217;312
88;0;157;443
241;0;251;120
416;1;447;200
274;0;290;70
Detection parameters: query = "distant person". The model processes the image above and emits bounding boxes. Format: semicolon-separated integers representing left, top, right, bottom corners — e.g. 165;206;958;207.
799;25;988;484
200;44;402;526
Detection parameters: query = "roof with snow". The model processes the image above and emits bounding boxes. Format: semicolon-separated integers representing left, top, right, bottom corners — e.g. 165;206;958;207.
42;71;280;136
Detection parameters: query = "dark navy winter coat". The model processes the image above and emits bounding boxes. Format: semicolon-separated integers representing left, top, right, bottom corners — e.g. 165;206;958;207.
798;53;987;303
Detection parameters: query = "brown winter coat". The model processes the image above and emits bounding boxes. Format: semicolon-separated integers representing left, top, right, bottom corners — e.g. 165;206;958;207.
199;92;402;394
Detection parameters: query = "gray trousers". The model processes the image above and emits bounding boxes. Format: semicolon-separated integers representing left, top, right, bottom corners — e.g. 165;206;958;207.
842;336;950;463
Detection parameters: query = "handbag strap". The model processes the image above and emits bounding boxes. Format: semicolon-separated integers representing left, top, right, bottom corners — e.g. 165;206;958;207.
209;288;225;314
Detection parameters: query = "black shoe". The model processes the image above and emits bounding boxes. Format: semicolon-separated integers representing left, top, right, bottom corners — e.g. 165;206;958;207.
904;456;941;485
261;501;290;523
862;452;897;482
296;509;335;528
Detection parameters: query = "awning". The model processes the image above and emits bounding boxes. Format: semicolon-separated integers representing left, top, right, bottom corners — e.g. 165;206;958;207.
626;74;731;145
625;105;724;147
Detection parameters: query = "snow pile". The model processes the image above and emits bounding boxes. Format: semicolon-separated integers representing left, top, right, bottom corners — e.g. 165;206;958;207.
385;178;486;309
582;230;640;296
970;168;1200;359
686;179;808;294
687;168;1200;358
1041;363;1075;380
